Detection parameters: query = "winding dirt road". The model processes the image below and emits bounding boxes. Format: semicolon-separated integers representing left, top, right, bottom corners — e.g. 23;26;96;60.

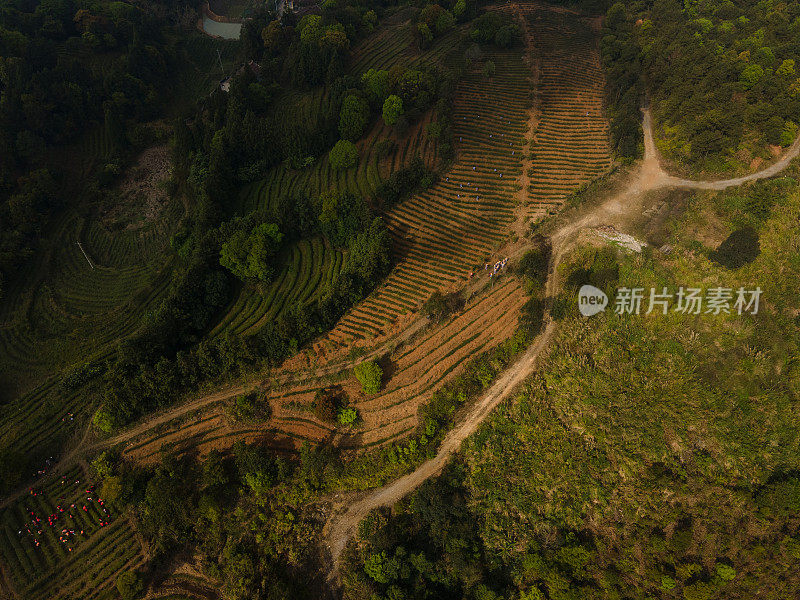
321;64;800;583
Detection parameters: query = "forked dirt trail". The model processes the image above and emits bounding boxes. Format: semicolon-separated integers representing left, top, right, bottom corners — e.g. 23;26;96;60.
321;23;800;579
639;108;800;192
323;320;558;568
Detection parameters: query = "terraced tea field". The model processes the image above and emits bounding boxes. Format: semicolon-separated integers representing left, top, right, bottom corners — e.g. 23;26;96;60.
522;6;612;216
210;237;345;338
0;381;90;466
111;4;613;464
324;48;530;345
213;25;462;343
323;5;611;347
0;200;180;397
0;466;144;600
119;274;527;463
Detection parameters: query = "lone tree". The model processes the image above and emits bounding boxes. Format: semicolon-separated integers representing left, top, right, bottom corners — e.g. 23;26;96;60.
354;360;383;394
116;571;144;600
339;94;370;141
423;290;463;322
382;95;404;126
220;222;284;282
329;139;359;170
313;387;342;422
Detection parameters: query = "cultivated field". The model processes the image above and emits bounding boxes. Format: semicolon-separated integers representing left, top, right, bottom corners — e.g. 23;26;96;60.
120;274;527;463
325;5;611;346
211;19;461;344
0;466;144;600
326;48;530;346
523;7;612;216
210;237;345;338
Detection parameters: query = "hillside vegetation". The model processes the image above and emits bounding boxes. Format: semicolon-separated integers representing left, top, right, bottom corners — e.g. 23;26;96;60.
3;1;799;600
601;0;800;174
340;145;800;600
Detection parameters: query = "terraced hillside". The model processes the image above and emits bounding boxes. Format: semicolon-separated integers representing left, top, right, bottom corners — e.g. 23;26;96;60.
324;6;611;347
210;237;345;338
112;4;614;464
211;24;463;344
348;9;417;74
325;49;529;346
523;6;612;216
0;33;238;403
0;466;144;600
0;182;180;400
118;274;527;463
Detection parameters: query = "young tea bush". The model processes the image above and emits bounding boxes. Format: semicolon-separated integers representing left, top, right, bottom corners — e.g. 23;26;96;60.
354;361;383;394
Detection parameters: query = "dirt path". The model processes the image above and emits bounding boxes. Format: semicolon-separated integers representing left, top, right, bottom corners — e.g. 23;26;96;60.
320;52;800;582
323;320;558;569
641;109;800;191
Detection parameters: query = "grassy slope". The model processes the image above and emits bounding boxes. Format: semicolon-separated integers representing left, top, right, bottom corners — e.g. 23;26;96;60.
465;173;800;597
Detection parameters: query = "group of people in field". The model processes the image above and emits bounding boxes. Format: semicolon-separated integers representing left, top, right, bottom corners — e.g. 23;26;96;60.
445;114;522;199
18;480;112;553
486;257;509;279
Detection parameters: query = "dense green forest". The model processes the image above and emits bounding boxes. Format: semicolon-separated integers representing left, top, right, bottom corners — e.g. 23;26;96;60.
0;0;180;297
598;0;800;171
646;0;800;173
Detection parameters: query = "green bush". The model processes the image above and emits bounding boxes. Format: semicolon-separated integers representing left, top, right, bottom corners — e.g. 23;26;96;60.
116;571;144;600
354;361;383;394
382;95;404;126
102;475;123;502
781;121;798;147
93;407;115;433
337;406;359;426
362;68;389;106
339;94;370;141
715;563;736;581
220;222;284;282
329;139;359;170
517;237;552;289
422;290;464;322
227;392;270;423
